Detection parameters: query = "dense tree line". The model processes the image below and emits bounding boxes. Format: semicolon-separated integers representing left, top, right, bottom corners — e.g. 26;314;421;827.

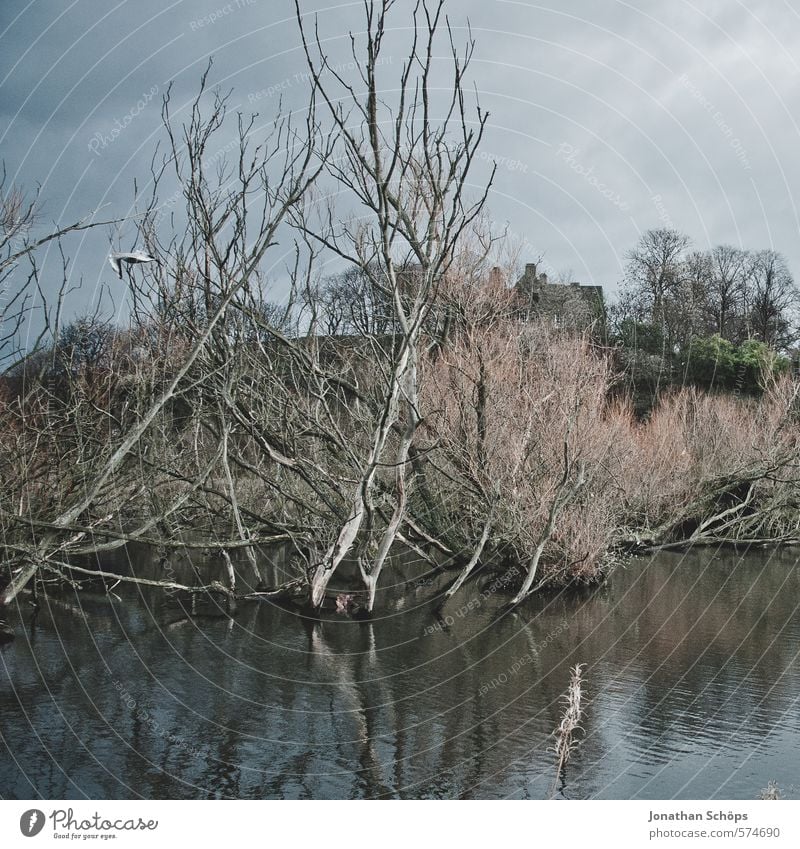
612;229;797;401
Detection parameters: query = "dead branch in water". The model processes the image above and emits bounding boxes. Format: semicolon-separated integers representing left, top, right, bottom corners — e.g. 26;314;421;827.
29;560;305;604
759;780;781;800
549;663;586;799
436;507;495;610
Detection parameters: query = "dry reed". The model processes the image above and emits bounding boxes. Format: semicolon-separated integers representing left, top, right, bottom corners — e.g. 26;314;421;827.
759;781;781;800
549;663;586;798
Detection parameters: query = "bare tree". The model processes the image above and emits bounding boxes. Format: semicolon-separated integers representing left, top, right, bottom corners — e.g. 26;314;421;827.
1;67;321;607
0;164;123;374
747;249;798;349
622;228;691;325
293;0;494;610
669;249;713;349
707;244;749;340
318;265;396;337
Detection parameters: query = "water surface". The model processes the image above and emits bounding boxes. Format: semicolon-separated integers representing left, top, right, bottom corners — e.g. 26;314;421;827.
2;547;799;799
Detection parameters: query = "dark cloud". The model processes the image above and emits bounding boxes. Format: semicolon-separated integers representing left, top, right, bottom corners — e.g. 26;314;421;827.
2;0;799;316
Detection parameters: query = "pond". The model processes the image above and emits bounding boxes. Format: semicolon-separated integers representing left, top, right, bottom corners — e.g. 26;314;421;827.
1;547;799;799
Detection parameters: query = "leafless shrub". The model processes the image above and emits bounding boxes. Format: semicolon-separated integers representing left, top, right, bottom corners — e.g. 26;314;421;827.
421;317;627;601
621;378;800;546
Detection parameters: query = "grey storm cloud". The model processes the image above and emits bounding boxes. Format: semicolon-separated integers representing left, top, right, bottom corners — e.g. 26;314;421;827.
2;0;800;316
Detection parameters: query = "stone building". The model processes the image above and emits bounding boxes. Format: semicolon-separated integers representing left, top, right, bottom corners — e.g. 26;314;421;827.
515;263;605;331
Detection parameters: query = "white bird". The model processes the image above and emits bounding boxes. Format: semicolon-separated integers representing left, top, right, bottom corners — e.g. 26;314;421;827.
108;250;157;278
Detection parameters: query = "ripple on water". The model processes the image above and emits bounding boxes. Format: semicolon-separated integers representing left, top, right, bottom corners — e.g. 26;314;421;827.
1;548;798;798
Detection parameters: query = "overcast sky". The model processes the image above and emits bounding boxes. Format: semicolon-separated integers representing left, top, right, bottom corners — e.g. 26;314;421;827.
2;0;800;317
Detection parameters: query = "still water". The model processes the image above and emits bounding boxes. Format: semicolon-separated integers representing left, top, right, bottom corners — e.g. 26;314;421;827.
1;547;799;799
